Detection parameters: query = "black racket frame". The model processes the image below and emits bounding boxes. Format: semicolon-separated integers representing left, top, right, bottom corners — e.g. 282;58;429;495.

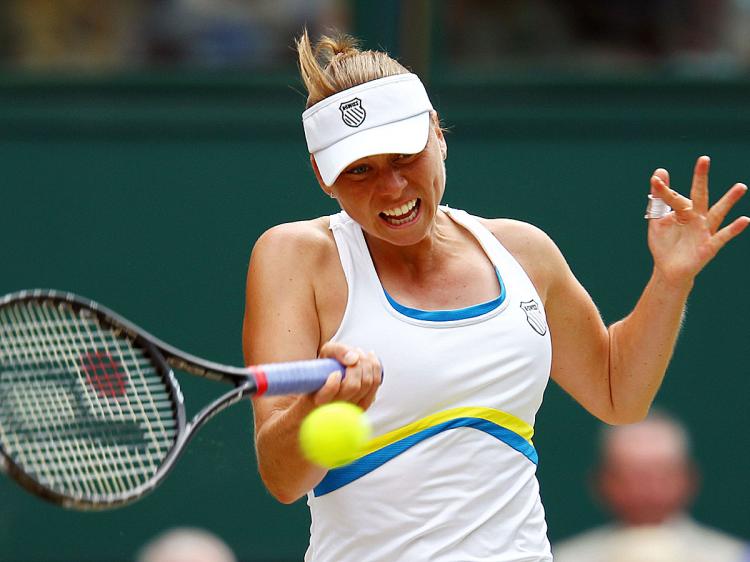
0;289;258;510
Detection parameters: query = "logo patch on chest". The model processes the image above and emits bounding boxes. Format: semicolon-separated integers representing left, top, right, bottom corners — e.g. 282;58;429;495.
520;300;547;336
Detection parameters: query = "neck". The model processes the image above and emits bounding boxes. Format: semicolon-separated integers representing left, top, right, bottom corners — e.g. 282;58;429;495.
363;208;458;280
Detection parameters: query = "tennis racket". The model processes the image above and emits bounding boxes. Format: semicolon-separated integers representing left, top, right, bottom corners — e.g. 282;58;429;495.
0;289;343;510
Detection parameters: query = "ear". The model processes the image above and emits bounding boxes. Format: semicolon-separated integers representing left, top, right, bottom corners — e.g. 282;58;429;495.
310;155;336;198
431;112;447;160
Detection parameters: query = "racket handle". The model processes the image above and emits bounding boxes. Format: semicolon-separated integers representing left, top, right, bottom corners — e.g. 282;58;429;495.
251;358;345;396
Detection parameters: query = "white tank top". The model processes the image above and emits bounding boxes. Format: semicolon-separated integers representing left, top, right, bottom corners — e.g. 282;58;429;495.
305;207;553;562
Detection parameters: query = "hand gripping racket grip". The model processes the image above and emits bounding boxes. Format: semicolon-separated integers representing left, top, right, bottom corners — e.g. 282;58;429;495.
249;358;345;396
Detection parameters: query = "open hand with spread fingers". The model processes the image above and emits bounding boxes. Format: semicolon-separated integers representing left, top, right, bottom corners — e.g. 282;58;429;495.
647;156;750;286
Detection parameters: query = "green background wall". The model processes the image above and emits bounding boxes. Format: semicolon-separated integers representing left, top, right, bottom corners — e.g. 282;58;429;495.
1;74;748;561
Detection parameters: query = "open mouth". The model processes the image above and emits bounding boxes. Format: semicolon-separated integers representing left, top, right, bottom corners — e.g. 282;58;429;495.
379;198;421;227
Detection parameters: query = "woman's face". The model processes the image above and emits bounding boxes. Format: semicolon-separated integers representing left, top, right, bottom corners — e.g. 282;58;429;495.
314;117;447;248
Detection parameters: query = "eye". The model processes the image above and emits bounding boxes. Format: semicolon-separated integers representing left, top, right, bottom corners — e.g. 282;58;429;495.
345;163;370;175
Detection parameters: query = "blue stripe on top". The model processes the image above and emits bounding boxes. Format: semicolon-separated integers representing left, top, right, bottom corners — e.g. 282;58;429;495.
313;416;537;497
383;267;506;322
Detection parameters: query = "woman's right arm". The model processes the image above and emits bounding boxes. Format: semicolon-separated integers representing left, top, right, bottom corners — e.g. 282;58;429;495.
242;221;380;503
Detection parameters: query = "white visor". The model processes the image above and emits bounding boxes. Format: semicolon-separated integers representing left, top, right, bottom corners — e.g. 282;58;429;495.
302;73;434;186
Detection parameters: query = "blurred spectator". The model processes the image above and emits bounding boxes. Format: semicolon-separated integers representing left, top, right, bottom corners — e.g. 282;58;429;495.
8;0;144;70
608;526;691;562
1;1;748;75
721;0;750;71
442;0;573;69
0;3;14;60
553;411;748;562
1;0;348;71
441;0;750;75
137;527;236;562
148;0;347;68
561;1;726;58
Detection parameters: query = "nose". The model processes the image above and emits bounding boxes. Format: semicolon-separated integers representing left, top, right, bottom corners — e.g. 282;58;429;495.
377;164;408;195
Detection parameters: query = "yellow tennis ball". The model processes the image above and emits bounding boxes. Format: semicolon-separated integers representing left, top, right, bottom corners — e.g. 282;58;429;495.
299;402;371;469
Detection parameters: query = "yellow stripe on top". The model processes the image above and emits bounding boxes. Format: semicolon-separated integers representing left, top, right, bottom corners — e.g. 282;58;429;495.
361;406;534;457
313;406;537;497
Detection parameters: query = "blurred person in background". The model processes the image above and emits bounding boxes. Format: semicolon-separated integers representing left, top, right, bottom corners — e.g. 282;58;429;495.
2;0;348;71
441;0;750;76
137;0;348;68
3;0;750;76
8;0;143;70
137;527;236;562
553;411;748;562
442;0;572;69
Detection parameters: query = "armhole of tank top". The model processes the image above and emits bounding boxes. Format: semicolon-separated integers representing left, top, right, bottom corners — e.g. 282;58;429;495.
327;213;355;343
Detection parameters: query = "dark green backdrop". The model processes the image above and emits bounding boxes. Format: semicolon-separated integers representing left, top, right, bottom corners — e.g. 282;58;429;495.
1;74;748;561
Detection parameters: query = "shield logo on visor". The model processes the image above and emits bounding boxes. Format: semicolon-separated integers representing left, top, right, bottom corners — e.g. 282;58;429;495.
520;300;548;336
339;98;366;128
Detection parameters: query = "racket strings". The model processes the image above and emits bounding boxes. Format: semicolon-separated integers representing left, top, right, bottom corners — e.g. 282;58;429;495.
2;301;162;497
4;302;133;498
0;300;178;502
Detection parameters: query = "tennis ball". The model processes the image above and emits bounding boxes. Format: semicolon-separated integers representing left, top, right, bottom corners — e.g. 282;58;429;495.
299;402;371;469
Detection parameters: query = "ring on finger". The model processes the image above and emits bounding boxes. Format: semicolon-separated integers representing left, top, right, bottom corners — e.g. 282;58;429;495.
645;194;672;219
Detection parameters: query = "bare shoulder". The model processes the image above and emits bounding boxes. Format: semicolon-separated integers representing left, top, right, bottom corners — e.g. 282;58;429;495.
253;217;334;258
478;217;557;254
244;216;339;365
250;217;338;278
477;217;568;301
246;216;341;316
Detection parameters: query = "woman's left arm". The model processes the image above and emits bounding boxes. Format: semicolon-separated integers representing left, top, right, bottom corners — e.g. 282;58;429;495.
546;156;748;424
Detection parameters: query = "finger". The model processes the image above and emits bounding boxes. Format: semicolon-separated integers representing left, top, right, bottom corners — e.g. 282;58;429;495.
367;351;384;385
651;175;693;217
358;385;379;411
342;349;360;367
708;183;748;232
338;349;366;400
319;341;361;368
358;351;380;396
349;360;374;404
690;155;711;214
338;371;362;402
359;352;383;409
352;361;375;404
313;370;343;406
711;216;750;253
651;167;670;191
358;375;380;410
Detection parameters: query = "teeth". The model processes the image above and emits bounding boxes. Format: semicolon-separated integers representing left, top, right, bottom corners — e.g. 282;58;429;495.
382;199;417;217
381;199;419;226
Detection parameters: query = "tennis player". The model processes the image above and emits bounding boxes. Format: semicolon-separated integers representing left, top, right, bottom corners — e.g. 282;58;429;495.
242;30;749;562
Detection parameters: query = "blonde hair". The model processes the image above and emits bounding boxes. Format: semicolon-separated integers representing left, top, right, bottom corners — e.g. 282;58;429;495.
296;29;410;109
